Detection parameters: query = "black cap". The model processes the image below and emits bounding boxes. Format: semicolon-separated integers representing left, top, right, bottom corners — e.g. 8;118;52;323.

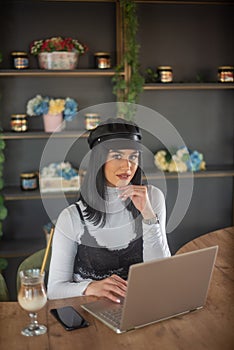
88;118;142;150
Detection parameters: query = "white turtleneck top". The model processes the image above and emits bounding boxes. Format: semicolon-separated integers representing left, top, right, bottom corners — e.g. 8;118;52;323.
47;185;171;299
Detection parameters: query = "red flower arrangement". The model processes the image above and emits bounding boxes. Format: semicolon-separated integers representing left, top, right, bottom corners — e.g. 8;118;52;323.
30;36;88;56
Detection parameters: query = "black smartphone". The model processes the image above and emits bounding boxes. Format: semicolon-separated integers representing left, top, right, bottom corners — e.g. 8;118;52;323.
50;306;89;331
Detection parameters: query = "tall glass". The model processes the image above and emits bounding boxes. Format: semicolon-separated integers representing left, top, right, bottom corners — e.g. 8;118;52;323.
18;269;47;336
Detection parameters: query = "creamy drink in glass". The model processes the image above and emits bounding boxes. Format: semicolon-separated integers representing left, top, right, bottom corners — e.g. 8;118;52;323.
18;269;47;336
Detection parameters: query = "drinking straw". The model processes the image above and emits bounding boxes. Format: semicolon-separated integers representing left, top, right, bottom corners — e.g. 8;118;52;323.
40;226;55;275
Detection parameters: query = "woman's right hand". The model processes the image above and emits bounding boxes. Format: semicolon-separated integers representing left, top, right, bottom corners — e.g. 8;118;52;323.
84;274;127;303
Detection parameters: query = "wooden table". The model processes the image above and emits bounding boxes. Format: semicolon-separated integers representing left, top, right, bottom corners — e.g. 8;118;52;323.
0;227;233;350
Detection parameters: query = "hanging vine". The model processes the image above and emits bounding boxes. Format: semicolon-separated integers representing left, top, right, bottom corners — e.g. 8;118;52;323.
112;0;144;120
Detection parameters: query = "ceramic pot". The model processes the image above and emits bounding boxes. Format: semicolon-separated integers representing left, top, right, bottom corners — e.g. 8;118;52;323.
38;52;79;70
43;113;64;132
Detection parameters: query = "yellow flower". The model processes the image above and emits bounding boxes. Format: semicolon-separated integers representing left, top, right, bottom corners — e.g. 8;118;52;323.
168;160;178;172
48;99;65;115
200;161;206;170
154;151;169;171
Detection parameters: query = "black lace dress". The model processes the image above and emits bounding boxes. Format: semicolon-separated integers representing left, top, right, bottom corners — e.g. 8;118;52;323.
73;202;143;281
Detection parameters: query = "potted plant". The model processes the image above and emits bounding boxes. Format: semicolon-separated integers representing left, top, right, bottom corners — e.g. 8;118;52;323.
154;147;206;173
26;95;78;132
30;36;88;70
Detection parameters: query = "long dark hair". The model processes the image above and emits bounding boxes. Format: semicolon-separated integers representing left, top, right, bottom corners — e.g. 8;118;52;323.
80;143;144;228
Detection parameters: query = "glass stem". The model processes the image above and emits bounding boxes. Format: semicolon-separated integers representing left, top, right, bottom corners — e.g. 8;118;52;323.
29;312;39;330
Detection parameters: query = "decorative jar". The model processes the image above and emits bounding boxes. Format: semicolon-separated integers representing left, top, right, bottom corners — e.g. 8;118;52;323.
94;52;111;69
85;113;100;130
157;66;173;83
38;52;79;70
11;114;28;132
11;52;29;69
218;66;234;83
20;172;38;191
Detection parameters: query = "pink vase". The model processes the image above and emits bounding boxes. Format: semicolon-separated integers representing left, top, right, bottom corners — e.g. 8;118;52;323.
43;113;64;132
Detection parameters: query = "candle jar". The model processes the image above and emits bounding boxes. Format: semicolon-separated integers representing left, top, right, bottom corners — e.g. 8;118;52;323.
20;172;38;191
11;114;28;132
218;66;234;83
11;52;29;69
85;113;101;130
94;52;111;69
157;66;173;83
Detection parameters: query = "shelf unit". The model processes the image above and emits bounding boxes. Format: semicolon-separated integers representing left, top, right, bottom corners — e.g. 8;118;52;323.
137;0;234;255
0;0;123;264
0;0;234;299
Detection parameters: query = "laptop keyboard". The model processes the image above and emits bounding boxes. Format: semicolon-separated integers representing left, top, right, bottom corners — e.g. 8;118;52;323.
97;305;123;328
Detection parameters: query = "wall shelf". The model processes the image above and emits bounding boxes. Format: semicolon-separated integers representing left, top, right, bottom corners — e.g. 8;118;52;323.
143;83;234;90
144;167;234;180
3;187;79;201
42;0;234;4
3;167;233;201
0;69;120;77
1;131;89;140
135;1;234;5
0;238;46;258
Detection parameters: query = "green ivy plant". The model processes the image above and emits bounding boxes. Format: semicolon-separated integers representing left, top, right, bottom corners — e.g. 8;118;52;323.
0;256;8;273
112;0;144;120
145;67;158;83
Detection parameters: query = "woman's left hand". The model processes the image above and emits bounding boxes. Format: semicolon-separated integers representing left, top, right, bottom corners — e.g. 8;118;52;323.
118;185;155;219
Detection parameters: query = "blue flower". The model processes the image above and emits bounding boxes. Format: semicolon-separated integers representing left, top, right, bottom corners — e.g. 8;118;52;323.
56;165;78;179
34;99;49;115
63;98;78;121
188;151;203;171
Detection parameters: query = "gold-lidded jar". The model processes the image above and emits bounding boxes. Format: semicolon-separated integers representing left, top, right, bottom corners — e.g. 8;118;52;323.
218;66;234;83
11;51;29;69
20;172;38;191
94;52;111;69
85;113;101;130
157;66;173;83
11;114;28;132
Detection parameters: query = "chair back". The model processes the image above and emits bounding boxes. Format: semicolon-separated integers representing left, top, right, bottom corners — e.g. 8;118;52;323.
0;273;9;301
16;248;52;292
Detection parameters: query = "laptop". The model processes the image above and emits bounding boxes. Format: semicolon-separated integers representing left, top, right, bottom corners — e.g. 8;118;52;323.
81;246;218;333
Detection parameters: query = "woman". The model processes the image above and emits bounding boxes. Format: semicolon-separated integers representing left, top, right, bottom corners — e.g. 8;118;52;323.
48;118;171;302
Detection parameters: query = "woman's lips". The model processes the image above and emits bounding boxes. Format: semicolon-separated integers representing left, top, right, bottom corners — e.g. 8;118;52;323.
117;174;131;180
